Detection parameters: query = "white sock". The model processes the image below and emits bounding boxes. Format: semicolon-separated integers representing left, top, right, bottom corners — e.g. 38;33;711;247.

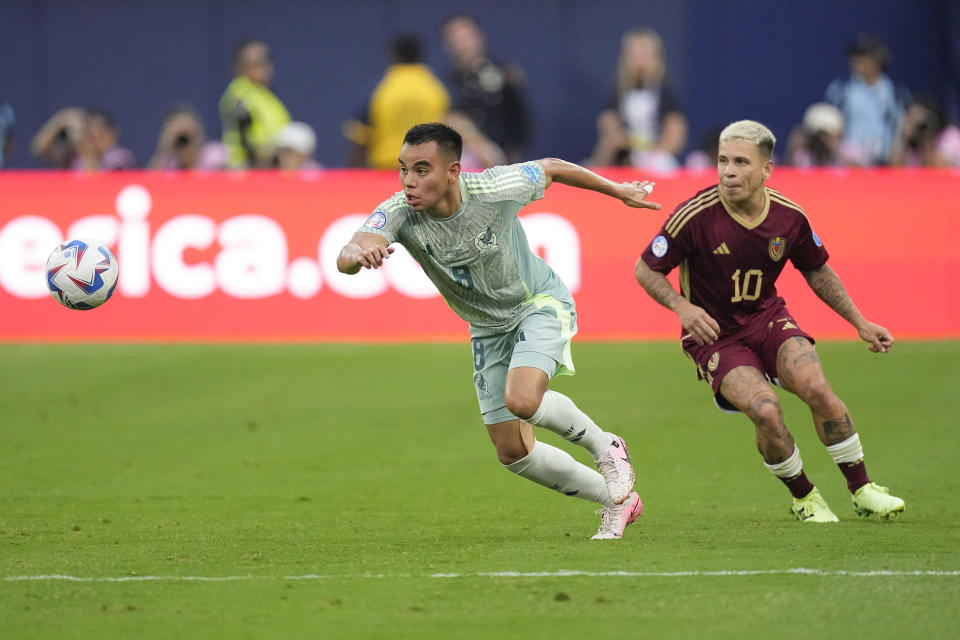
505;440;611;505
527;390;610;457
764;445;804;479
825;433;864;464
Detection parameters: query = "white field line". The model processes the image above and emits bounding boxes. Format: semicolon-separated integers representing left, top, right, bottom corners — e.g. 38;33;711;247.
3;568;960;583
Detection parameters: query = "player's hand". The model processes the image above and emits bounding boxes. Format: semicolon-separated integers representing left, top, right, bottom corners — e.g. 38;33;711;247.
618;180;661;210
355;245;395;269
677;301;720;345
858;321;894;353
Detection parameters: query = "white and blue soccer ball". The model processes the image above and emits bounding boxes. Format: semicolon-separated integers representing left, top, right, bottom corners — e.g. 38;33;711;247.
45;238;119;310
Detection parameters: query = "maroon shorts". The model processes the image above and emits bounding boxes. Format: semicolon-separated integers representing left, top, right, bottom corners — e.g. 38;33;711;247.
681;301;814;412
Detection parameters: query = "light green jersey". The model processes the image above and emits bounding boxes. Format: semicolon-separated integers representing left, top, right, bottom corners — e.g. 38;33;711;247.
359;162;572;334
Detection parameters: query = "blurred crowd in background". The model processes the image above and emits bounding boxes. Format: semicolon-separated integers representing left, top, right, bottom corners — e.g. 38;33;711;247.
1;18;958;173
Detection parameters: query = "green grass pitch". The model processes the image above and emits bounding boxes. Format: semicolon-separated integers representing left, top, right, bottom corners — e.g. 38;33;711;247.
1;341;958;639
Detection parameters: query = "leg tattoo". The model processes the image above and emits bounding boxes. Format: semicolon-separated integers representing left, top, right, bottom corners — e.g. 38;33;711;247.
776;337;818;391
822;412;854;440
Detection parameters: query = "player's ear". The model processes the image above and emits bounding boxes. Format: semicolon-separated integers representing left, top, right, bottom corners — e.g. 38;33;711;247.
763;157;774;181
448;160;461;184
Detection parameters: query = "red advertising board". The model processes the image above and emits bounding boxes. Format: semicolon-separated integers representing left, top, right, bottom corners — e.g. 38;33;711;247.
2;169;958;341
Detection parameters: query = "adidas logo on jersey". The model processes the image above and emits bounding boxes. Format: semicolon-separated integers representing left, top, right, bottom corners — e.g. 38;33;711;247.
776;317;799;330
713;242;731;255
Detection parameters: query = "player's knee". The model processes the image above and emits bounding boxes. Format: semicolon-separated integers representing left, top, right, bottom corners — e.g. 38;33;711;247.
748;393;783;431
493;441;528;465
503;390;541;421
799;377;838;412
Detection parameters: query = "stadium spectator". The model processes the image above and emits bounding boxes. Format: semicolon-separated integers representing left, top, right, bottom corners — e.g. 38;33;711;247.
272;121;322;171
72;108;137;171
634;120;905;524
342;34;449;169
444;110;507;170
30;107;85;169
888;95;960;167
0;103;13;169
148;105;227;171
587;27;687;171
219;39;291;168
825;34;910;166
440;13;530;165
337;122;661;539
784;102;870;167
684;125;723;170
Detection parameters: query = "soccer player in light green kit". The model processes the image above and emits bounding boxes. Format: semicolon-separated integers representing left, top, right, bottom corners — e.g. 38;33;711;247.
337;122;661;539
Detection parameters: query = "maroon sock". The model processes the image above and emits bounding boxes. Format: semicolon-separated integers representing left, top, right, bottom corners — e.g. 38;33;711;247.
779;471;815;499
838;460;870;494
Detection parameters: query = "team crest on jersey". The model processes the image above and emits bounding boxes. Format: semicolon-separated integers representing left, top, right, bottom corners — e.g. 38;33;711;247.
521;164;541;183
707;351;720;372
651;234;668;258
364;210;387;229
474;373;492;400
474;226;499;255
768;236;786;262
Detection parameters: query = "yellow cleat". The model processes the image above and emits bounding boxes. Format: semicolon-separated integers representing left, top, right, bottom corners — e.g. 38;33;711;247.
791;488;839;523
852;482;905;520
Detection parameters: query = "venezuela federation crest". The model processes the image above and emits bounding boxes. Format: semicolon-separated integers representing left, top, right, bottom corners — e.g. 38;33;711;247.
768;236;786;262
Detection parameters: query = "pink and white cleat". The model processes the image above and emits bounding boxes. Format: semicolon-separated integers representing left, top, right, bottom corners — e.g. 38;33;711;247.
591;491;643;540
593;433;636;504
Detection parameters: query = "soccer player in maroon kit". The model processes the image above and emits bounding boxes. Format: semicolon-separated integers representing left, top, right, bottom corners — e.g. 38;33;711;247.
635;120;905;522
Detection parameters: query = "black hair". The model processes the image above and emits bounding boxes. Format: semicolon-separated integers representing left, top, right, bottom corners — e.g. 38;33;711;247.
232;38;267;71
911;94;947;135
403;122;463;160
390;34;423;64
848;33;890;70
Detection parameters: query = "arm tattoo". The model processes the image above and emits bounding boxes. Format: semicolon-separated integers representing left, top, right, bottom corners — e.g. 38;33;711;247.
637;266;685;310
803;265;859;324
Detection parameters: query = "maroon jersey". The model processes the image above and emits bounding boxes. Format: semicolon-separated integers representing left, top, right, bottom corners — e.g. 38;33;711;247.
641;185;829;337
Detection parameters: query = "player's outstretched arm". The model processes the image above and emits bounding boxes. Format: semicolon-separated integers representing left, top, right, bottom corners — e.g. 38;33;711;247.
534;158;661;210
336;231;394;275
635;257;720;345
801;263;894;353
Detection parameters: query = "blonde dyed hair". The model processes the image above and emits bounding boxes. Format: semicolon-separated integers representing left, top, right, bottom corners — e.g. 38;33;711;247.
719;120;776;158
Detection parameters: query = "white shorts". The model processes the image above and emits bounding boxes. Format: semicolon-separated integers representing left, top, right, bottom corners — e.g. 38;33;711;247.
469;295;577;424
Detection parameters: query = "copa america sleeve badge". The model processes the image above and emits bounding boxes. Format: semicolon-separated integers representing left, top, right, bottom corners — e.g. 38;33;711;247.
521;164;541;183
651;234;668;258
364;211;387;229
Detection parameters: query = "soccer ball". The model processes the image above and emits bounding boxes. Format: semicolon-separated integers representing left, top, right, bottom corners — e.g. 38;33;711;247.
45;238;120;310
